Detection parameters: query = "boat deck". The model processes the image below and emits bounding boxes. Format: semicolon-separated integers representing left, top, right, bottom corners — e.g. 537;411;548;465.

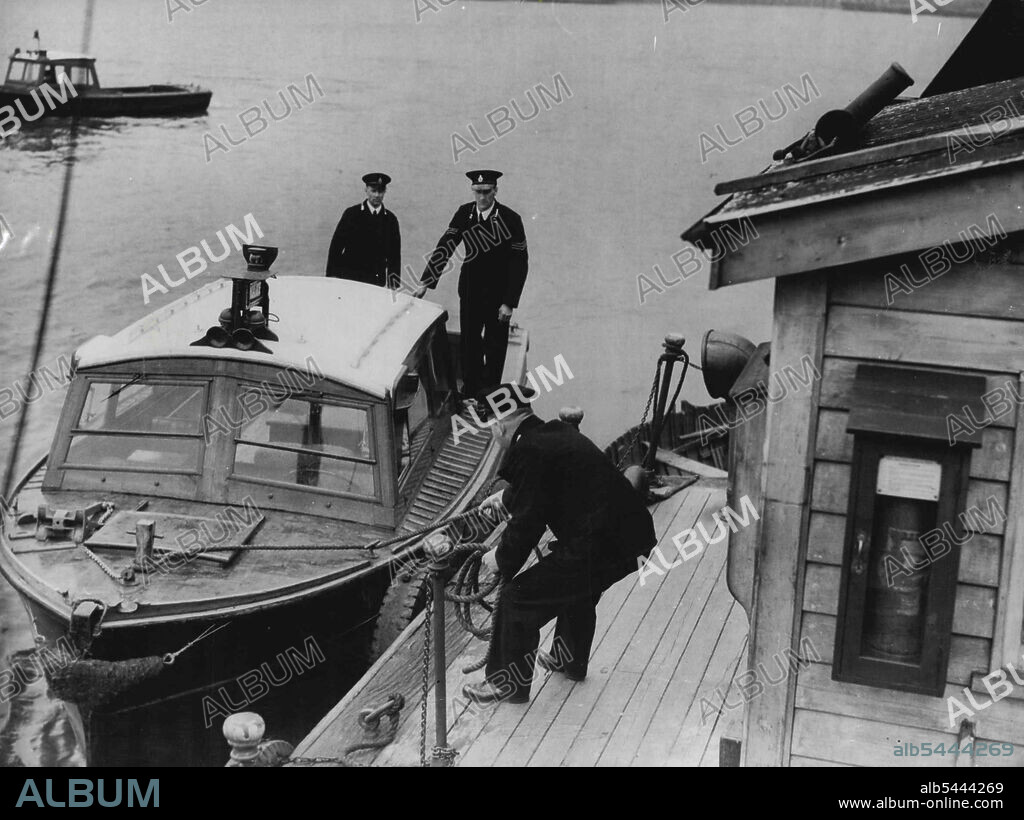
291;481;750;767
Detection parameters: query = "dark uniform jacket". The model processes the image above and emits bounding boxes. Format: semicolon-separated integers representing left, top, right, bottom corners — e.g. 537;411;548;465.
495;417;657;585
326;201;401;287
421;201;528;308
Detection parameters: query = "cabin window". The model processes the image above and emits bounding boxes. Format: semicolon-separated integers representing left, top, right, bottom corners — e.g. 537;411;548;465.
231;395;377;499
63;380;207;474
394;370;435;478
61;65;94;89
7;60;41;84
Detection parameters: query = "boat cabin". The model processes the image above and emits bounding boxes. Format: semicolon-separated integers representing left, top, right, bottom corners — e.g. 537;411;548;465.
684;72;1024;765
43;255;468;530
4;49;98;91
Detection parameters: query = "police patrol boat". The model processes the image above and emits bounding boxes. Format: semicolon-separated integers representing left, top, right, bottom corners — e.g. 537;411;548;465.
0;245;527;766
0;39;211;120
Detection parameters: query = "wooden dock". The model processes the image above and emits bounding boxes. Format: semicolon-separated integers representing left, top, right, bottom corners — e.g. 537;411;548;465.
291;482;749;767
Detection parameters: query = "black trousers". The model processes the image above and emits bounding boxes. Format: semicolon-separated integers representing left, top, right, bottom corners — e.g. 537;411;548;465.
485;557;606;699
460;301;510;398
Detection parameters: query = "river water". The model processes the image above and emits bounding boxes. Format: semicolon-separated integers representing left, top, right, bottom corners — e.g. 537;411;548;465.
0;0;970;765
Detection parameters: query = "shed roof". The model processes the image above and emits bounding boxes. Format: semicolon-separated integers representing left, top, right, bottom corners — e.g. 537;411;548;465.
684;76;1024;288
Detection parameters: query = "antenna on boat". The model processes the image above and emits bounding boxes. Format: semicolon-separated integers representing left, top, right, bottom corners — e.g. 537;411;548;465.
32;30;41;52
191;244;279;354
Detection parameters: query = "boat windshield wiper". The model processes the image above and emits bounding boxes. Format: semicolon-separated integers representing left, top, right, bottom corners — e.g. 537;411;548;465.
104;373;144;401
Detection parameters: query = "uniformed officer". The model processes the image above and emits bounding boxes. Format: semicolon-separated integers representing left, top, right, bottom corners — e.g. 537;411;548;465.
416;171;528;400
326;172;401;288
462;385;657;704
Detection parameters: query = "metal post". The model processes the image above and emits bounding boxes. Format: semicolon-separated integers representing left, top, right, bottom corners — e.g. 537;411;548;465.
424;534;454;766
643;334;688;471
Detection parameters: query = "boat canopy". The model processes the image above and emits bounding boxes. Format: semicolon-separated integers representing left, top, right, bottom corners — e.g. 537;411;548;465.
5;50;98;87
10;50;95;64
74;277;448;399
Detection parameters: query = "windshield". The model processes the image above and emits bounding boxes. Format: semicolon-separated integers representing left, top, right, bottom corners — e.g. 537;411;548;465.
6;60;42;84
231;391;377;499
64;380;207;473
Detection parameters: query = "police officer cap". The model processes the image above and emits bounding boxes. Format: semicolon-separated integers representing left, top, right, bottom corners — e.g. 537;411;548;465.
466;170;502;187
362;172;391;188
475;382;537;415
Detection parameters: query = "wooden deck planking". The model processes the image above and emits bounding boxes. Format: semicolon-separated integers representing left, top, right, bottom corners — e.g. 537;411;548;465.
293;483;753;767
598;493;741;769
516;489;717;767
698;639;747;767
457;490;713;767
594;505;738;767
557;492;726;766
630;572;740;766
374;489;698;767
664;604;749;766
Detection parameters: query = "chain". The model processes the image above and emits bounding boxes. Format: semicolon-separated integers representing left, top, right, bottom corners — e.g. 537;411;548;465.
616;360;663;469
432;745;459;764
79;543;127;585
155;505;493;554
420;581;432;768
69;504;493;591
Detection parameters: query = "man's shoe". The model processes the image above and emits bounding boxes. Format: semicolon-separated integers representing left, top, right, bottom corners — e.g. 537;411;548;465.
536;649;586;681
462;680;529;705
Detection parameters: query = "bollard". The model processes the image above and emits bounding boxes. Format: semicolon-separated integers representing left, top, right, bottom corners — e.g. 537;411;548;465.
424;533;455;766
133;519;155;570
224;712;265;767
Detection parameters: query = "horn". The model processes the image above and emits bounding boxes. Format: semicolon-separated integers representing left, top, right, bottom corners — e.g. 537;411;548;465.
206;326;230;348
232;327;255;351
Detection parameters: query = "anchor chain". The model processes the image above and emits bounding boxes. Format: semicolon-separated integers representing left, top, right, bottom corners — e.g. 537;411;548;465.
420;581;432;768
72;503;496;589
615;360;663;470
79;543;126;585
288;694;405;766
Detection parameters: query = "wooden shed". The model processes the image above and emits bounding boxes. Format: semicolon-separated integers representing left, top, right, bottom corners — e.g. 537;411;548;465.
683;66;1024;765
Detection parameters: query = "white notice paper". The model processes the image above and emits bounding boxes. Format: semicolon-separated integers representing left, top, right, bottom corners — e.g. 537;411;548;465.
876;456;942;502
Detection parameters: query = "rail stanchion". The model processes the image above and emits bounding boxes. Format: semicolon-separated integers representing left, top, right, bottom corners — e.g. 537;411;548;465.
643;334;689;471
424;533;455;766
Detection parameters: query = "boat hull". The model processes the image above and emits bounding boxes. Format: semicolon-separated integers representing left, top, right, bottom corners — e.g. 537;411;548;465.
0;86;212;118
25;563;394;767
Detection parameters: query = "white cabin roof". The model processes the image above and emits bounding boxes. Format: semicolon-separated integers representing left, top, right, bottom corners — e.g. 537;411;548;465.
74;276;447;399
11;51;95;64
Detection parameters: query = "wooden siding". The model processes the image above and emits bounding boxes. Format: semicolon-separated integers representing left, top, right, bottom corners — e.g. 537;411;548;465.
783;259;1024;765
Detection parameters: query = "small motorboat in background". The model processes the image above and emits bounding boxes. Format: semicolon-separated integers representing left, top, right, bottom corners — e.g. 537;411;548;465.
0;33;211;121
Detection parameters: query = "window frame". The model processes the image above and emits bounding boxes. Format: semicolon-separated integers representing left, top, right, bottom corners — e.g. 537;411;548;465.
833;433;971;697
59;375;211;477
226;385;383;504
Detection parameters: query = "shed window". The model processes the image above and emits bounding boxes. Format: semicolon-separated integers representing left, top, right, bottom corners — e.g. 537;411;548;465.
833;365;982;696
